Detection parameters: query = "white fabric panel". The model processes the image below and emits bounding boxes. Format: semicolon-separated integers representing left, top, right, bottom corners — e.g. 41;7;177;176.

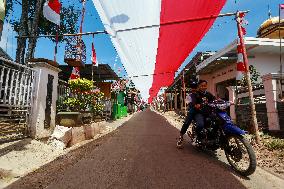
92;0;161;100
236;71;243;81
43;2;60;25
237;53;243;63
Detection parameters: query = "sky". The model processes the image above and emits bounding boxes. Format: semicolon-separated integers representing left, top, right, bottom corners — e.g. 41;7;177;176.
0;0;284;79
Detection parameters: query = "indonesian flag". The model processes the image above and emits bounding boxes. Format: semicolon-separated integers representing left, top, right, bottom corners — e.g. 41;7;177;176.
70;67;80;80
280;4;284;20
43;0;61;25
91;42;97;66
92;0;226;101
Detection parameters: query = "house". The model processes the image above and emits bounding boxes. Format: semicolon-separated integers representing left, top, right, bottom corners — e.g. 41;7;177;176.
196;16;284;132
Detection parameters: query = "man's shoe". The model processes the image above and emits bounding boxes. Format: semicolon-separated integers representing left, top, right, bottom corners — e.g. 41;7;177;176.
176;136;184;149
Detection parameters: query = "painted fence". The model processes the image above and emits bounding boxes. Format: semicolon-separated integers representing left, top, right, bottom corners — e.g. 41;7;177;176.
0;58;35;142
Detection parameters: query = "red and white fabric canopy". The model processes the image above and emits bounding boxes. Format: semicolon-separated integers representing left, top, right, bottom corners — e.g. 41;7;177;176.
92;0;226;102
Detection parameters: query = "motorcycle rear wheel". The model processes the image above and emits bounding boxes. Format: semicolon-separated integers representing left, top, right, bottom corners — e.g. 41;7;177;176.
224;135;256;176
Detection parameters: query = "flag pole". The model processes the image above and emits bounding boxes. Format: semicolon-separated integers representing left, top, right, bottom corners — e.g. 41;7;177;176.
54;25;59;63
236;11;260;144
279;4;283;99
92;33;94;84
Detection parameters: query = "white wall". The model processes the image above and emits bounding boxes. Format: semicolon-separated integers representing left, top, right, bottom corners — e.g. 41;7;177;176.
30;62;60;139
199;53;282;95
249;53;281;79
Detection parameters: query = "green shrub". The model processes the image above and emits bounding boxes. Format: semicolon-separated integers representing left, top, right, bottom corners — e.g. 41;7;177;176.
264;139;284;150
64;78;104;113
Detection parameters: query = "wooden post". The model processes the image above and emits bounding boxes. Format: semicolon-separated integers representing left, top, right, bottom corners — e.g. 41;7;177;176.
174;90;178;110
170;91;173;110
180;89;183;112
278;4;283;99
236;12;260;144
182;71;187;114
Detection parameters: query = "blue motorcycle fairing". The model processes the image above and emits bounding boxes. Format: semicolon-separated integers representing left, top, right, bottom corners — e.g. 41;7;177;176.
217;112;246;135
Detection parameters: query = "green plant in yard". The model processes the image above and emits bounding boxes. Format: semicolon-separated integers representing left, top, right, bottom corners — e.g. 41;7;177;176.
240;65;260;87
63;97;82;111
64;78;105;113
68;78;93;93
264;138;284;150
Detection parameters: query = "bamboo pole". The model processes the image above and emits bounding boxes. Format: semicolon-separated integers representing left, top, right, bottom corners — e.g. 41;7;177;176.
16;11;249;39
279;5;283;99
236;12;260;144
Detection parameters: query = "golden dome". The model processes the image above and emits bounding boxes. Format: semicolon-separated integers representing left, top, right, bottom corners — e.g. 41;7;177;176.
257;16;284;38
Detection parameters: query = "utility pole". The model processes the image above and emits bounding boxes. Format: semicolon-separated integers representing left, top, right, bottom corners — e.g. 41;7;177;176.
236;12;260;144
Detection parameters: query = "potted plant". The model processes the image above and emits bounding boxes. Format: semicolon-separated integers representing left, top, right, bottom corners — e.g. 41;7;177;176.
91;88;105;122
57;78;104;127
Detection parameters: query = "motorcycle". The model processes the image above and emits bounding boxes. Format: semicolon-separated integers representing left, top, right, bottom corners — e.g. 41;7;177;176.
186;100;256;176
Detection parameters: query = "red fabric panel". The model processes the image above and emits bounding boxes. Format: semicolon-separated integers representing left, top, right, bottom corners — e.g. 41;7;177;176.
48;0;61;14
237;62;246;72
149;0;226;100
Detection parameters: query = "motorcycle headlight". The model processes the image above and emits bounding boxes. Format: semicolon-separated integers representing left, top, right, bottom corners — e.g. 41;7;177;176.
216;104;227;111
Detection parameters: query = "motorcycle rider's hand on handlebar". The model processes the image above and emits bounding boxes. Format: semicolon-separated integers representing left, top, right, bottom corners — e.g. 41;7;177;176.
195;104;201;109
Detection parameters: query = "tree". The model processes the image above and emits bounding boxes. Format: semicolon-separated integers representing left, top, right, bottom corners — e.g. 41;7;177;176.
240;65;260;87
5;0;81;64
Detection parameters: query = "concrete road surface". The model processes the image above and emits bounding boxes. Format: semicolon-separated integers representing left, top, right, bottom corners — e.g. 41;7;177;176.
6;109;284;189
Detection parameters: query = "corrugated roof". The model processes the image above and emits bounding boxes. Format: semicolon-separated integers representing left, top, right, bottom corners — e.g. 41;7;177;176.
58;64;119;81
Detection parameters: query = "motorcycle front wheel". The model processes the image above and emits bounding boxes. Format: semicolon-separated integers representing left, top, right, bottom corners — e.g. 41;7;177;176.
224;135;256;176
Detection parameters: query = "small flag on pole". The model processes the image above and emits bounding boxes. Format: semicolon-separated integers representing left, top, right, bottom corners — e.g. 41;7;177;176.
43;0;61;25
280;4;284;20
91;42;97;66
70;67;80;80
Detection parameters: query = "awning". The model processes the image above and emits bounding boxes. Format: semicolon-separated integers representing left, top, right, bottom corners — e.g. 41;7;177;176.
196;37;284;74
58;64;119;81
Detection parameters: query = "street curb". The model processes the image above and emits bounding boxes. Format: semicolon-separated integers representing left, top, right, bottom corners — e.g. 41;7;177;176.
66;113;136;152
259;166;284;181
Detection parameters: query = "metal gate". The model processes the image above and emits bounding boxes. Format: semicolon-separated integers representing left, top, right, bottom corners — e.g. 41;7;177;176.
277;102;284;130
0;59;35;143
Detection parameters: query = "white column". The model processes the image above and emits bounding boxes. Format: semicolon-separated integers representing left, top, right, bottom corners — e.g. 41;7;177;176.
29;62;61;139
226;86;237;123
262;73;280;131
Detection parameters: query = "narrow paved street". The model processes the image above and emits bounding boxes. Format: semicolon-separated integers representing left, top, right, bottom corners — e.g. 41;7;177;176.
5;110;282;189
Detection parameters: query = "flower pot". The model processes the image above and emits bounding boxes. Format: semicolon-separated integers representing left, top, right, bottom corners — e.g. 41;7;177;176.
57;112;82;127
80;111;92;124
93;115;102;123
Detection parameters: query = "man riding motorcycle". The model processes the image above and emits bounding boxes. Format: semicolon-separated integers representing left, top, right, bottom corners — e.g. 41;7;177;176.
176;81;198;147
177;80;215;147
193;80;215;141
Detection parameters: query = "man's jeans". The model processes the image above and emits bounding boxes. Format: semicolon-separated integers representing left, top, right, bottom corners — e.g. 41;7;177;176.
180;108;195;135
194;113;205;138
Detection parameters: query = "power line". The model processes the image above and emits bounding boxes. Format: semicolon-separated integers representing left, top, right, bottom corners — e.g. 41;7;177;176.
118;70;179;79
15;31;107;39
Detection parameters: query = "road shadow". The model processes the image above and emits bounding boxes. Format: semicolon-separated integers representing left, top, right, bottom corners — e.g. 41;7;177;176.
181;140;251;181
